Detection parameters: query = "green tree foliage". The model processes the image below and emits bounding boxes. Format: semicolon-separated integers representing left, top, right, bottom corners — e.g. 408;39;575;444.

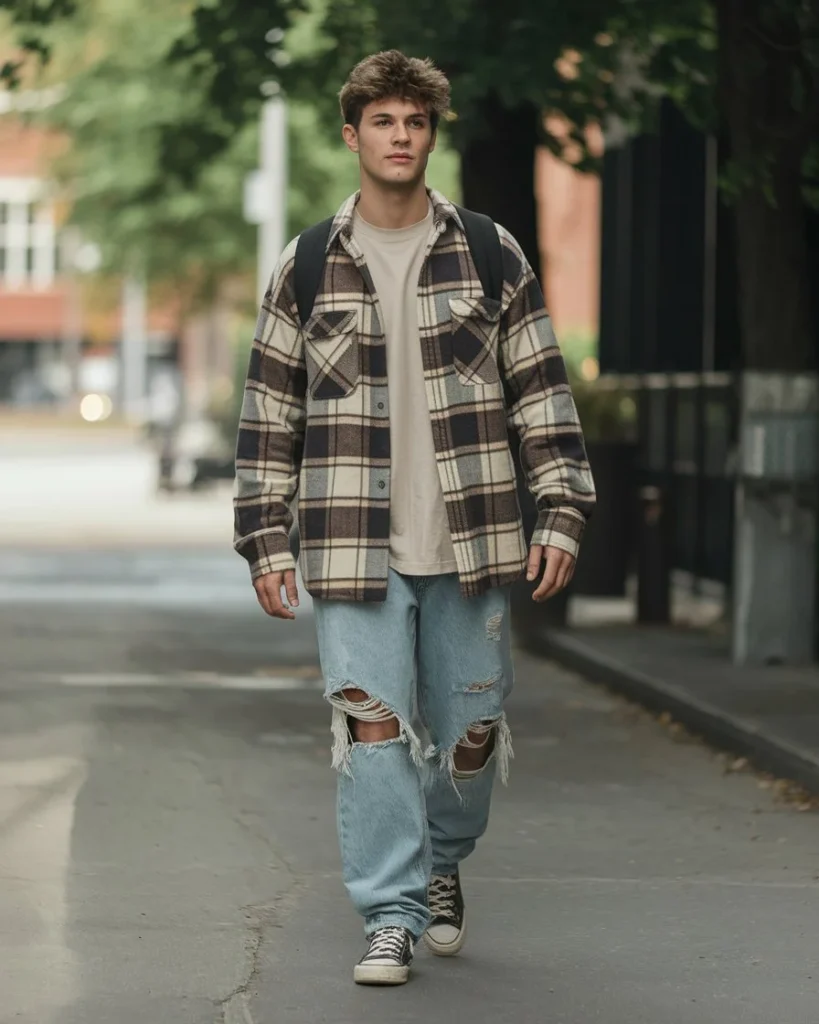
0;0;76;85
2;0;375;305
283;0;613;143
157;0;299;187
20;0;258;296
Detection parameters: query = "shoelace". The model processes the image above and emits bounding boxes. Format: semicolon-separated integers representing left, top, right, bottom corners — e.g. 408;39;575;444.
365;927;409;961
428;874;458;920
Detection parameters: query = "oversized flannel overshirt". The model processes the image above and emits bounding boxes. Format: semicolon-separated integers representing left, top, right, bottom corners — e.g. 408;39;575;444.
234;189;595;601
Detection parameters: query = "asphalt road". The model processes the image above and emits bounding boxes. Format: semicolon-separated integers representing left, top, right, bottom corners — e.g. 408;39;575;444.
2;543;819;1024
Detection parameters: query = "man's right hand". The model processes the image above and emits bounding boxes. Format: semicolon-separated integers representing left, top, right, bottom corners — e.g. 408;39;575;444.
253;570;299;620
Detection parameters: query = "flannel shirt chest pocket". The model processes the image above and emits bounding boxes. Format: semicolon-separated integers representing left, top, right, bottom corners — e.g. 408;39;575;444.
448;296;502;386
303;309;360;399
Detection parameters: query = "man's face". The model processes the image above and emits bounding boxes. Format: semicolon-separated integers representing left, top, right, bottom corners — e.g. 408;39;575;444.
343;97;436;188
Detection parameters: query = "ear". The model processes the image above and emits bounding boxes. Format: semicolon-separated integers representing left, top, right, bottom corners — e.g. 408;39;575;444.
429;129;438;154
342;123;359;153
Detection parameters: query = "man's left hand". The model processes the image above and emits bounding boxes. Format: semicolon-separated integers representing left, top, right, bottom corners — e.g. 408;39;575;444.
526;545;576;602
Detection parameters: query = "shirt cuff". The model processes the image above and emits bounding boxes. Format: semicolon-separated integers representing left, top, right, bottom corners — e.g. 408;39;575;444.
235;528;297;580
529;507;586;561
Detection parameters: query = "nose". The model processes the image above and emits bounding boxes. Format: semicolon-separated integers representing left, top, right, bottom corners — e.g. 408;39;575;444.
392;121;410;145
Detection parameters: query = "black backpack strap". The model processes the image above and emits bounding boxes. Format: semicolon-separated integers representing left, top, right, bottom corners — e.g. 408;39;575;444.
294;216;335;326
454;205;504;302
290;216;334;563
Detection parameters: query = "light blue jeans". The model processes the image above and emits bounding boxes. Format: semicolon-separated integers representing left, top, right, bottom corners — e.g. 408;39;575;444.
313;569;514;940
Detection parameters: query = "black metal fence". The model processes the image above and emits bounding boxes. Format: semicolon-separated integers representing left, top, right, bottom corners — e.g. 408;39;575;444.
634;372;738;588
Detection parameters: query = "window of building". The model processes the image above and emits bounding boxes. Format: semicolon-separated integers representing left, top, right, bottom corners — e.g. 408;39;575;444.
0;184;57;290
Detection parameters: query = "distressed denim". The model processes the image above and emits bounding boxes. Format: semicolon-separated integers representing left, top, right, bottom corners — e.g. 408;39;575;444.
312;569;514;940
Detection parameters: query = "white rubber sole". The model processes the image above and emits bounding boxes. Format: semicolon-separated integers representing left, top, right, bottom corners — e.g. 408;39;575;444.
423;916;467;957
353;963;410;986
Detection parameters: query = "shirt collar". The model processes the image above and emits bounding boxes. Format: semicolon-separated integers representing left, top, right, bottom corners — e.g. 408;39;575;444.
326;187;463;252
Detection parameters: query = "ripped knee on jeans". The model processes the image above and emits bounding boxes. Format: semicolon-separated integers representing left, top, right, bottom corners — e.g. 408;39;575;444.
329;687;399;743
453;720;498;774
442;713;514;787
325;685;423;775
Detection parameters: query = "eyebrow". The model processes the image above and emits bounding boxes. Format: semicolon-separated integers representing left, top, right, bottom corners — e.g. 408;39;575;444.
370;112;429;120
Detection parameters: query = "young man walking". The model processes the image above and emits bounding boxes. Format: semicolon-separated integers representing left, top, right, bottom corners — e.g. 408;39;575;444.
234;50;595;985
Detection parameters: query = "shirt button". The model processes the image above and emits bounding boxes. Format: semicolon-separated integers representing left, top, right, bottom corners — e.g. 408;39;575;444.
378;480;386;490
377;402;384;410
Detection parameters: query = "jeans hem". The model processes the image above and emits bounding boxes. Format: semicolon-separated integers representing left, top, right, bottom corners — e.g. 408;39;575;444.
431;862;460;876
365;912;430;942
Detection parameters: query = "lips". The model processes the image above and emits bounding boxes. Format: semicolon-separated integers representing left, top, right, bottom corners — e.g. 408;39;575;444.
388;155;412;162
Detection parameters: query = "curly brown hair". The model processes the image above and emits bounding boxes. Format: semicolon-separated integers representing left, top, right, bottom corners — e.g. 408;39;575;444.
339;50;451;133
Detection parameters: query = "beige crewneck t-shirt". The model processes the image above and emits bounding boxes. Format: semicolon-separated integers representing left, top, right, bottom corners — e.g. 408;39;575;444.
352;204;458;575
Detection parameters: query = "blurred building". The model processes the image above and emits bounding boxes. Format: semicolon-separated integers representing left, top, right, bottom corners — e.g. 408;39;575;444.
0;114;182;417
0;117;68;404
536;124;601;348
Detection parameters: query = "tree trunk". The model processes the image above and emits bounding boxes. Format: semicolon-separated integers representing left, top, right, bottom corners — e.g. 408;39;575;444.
732;165;813;370
716;0;816;371
459;94;542;283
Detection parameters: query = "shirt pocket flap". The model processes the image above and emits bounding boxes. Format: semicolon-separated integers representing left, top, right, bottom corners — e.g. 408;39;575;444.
449;295;502;324
448;296;502;386
303;309;357;341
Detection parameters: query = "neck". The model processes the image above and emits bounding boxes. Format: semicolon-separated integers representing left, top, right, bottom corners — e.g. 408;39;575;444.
356;174;429;229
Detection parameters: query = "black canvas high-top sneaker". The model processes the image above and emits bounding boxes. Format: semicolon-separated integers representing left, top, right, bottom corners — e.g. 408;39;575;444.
354;926;414;985
424;870;466;956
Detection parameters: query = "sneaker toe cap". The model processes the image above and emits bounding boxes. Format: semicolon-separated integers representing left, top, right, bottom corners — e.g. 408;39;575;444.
427;922;460;944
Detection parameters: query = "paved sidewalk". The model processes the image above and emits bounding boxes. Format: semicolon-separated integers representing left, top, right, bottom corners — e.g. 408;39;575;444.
2;426;233;547
535;602;819;795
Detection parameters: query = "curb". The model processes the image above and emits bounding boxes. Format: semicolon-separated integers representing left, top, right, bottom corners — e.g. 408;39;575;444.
527;627;819;795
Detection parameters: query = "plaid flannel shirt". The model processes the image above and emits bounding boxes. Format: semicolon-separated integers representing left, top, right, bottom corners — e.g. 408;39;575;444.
234;189;595;601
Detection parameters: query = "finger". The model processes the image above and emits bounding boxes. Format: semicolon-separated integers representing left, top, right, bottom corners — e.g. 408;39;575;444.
254;574;293;620
546;551;576;599
283;569;299;609
547;552;569;593
536;550;572;601
557;563;572;592
553;553;573;593
526;545;543;582
264;577;295;620
254;581;275;617
532;555;559;602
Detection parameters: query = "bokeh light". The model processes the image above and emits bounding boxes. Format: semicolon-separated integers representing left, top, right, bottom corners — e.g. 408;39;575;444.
580;356;600;381
79;393;113;422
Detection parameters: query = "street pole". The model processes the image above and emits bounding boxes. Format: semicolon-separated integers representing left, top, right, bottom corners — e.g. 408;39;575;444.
120;270;148;424
61;229;83;409
257;95;288;305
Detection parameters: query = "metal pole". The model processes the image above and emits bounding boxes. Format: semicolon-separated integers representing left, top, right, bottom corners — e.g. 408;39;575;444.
121;270;148;423
257;95;288;305
61;228;83;407
637;484;672;623
701;135;718;374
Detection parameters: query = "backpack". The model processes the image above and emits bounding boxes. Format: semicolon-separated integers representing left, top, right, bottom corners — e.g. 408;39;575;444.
288;205;535;560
